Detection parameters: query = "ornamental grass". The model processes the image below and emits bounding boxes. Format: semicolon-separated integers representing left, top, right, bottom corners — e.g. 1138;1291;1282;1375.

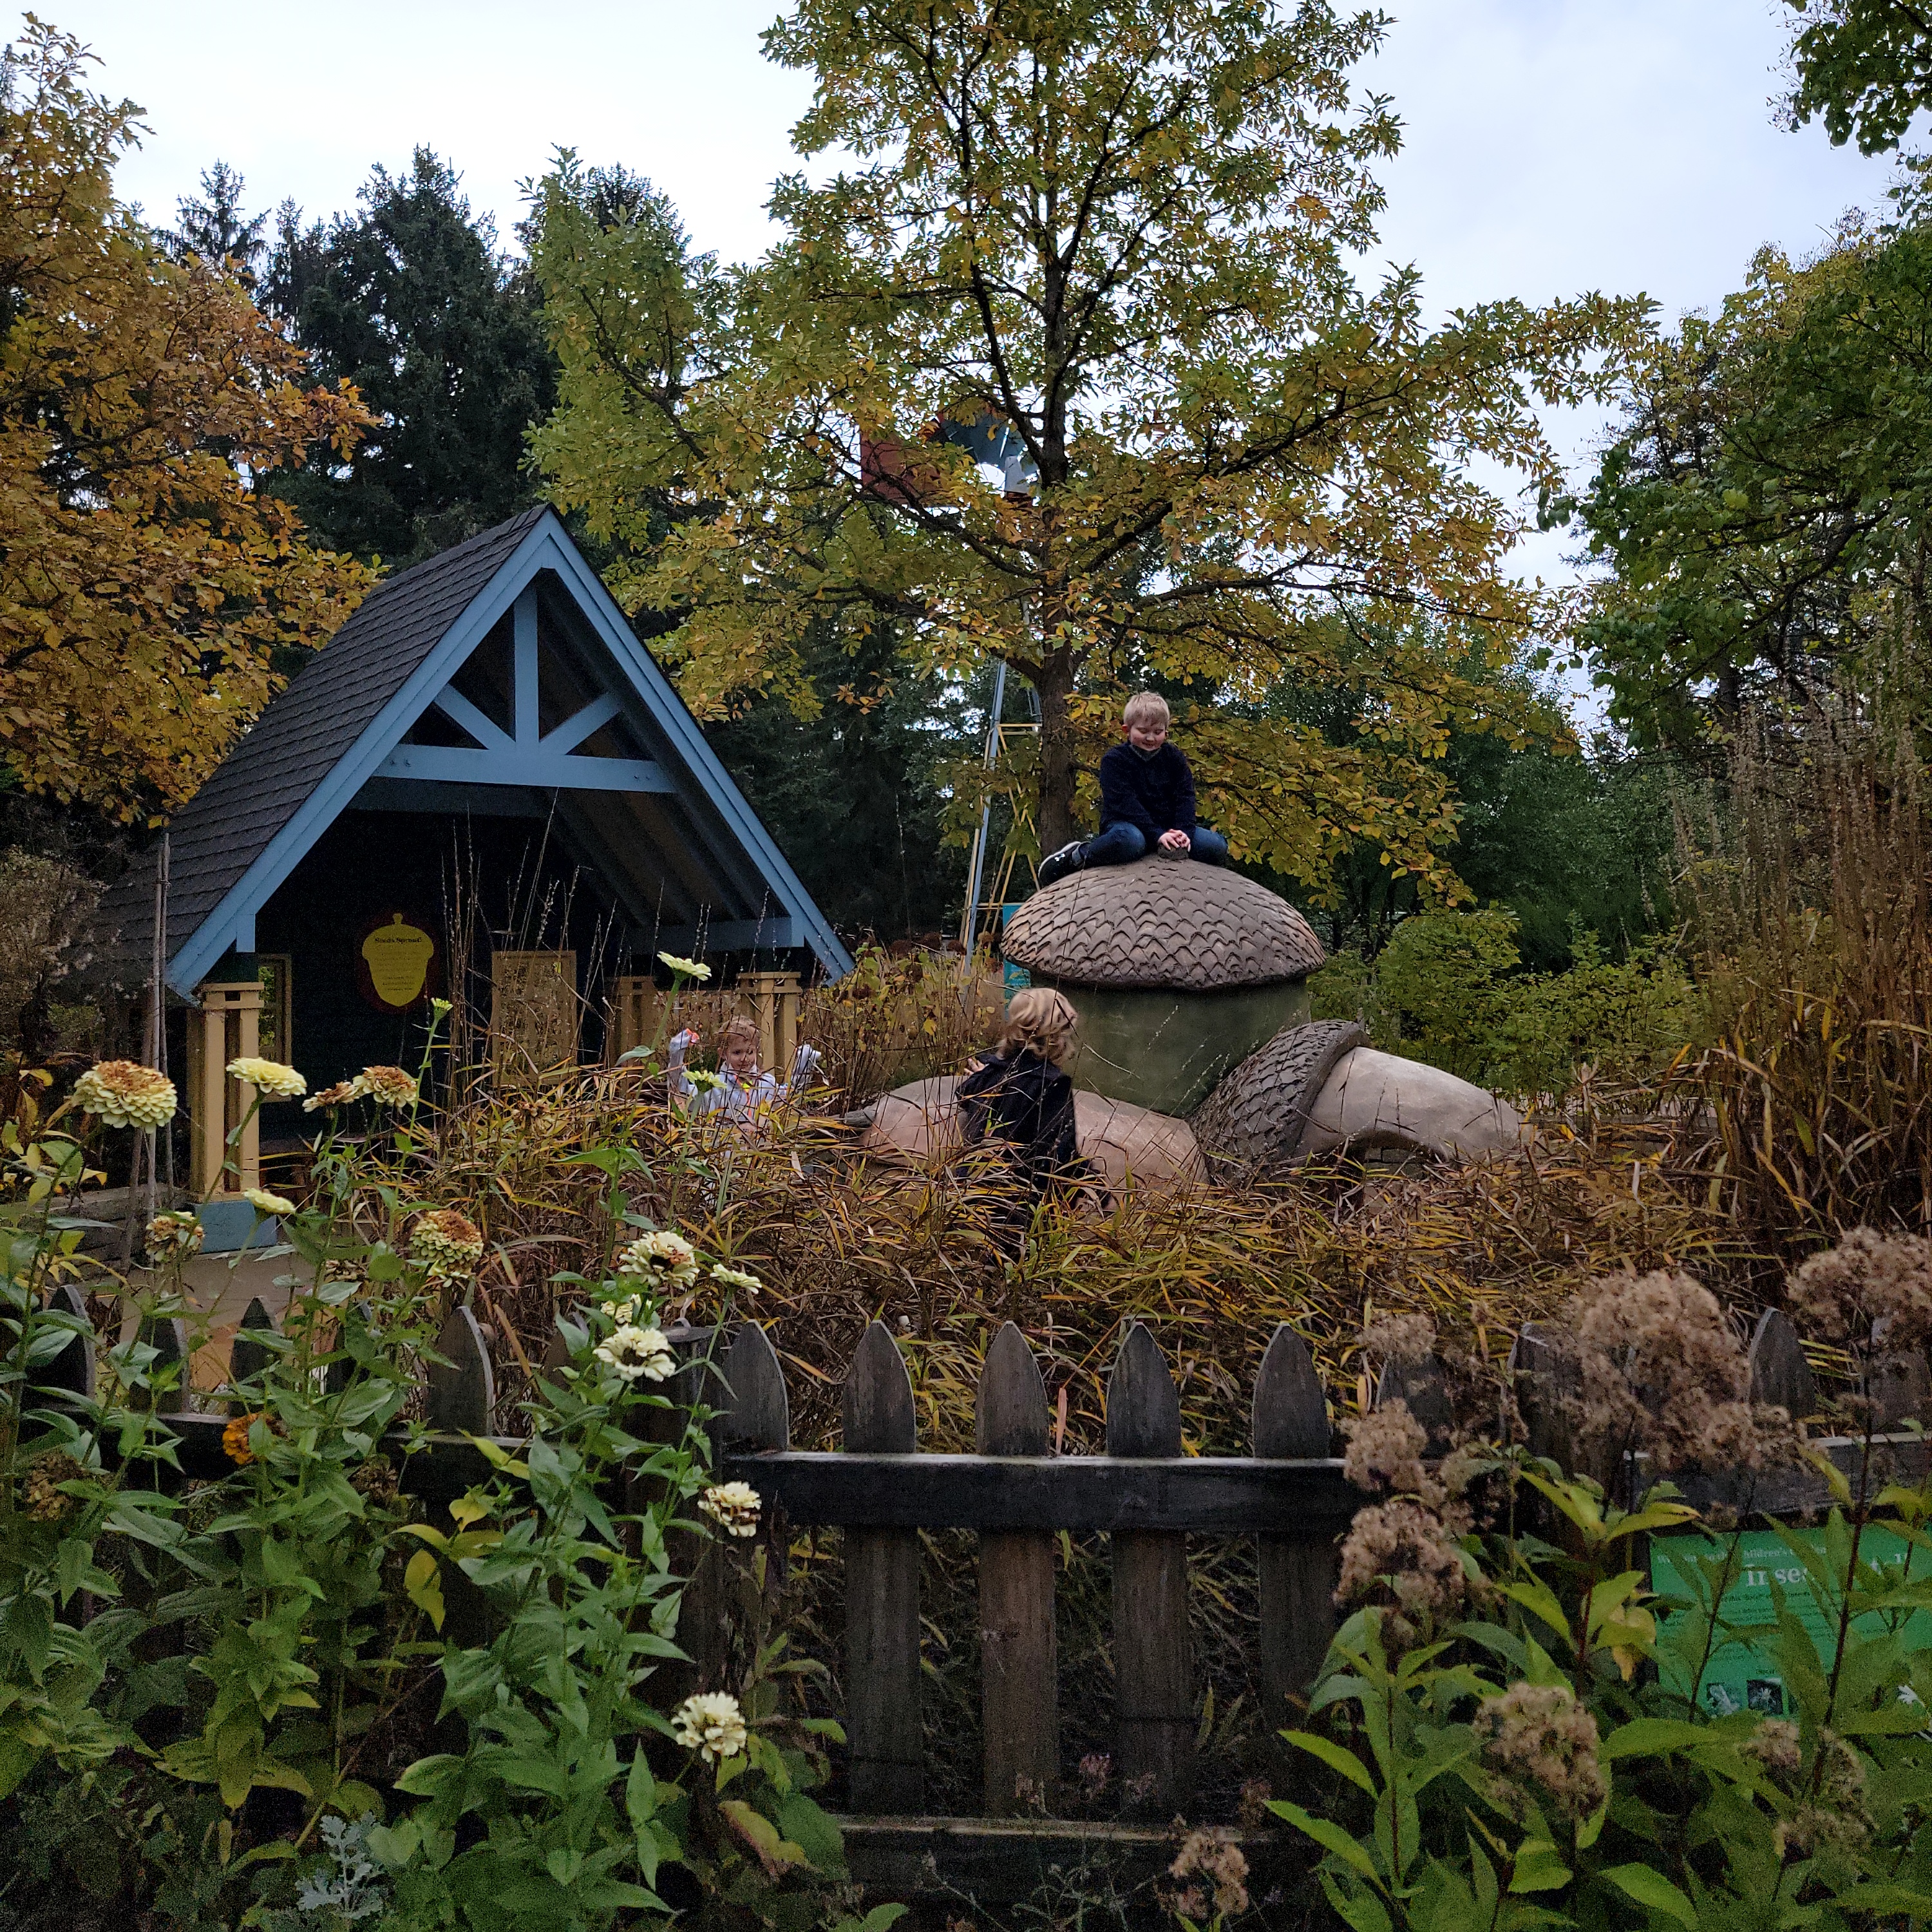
361;1058;1743;1816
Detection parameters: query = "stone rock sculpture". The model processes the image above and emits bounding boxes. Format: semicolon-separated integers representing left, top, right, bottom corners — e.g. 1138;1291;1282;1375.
855;1074;1206;1193
1196;1036;1522;1175
847;855;1524;1192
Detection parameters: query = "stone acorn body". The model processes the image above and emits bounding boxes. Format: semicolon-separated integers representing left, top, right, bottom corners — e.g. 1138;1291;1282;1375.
998;857;1325;1117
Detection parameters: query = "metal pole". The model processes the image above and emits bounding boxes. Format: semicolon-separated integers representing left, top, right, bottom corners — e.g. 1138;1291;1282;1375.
959;659;1009;952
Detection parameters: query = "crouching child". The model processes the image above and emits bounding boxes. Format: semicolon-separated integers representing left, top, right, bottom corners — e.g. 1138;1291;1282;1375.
954;988;1096;1249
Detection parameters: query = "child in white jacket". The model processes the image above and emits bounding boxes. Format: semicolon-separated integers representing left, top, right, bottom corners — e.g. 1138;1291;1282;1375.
668;1014;821;1127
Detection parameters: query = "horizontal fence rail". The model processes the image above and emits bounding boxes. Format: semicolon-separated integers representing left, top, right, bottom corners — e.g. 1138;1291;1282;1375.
700;1314;1350;1818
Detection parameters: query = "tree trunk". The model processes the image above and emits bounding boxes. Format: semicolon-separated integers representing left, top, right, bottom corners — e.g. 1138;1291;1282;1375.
1033;661;1079;853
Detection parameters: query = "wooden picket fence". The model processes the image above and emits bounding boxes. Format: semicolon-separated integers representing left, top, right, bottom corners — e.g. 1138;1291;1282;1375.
26;1283;1930;1901
696;1316;1354;1819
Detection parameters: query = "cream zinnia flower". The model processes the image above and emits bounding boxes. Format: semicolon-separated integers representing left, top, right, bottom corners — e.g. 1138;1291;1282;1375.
594;1323;675;1383
699;1481;762;1538
146;1210;204;1256
685;1068;728;1093
672;1692;746;1763
227;1056;307;1099
617;1230;699;1287
710;1264;761;1296
658;951;712;982
71;1061;177;1130
303;1076;368;1112
361;1065;418;1106
410;1209;484;1277
243;1187;296;1216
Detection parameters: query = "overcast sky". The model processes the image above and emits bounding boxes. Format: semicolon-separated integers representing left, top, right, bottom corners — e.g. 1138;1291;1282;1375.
36;1;1904;595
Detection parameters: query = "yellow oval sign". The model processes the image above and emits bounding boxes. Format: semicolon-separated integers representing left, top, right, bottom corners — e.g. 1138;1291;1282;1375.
362;913;436;1010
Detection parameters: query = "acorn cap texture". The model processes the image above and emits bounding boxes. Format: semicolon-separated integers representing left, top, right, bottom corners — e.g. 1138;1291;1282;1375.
1002;857;1325;990
1191;1019;1369;1172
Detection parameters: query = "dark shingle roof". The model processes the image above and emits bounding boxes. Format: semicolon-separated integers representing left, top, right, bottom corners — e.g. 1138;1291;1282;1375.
97;507;548;982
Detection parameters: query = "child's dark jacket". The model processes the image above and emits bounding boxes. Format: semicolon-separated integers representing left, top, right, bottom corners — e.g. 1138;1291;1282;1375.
1099;741;1197;839
954;1049;1084;1195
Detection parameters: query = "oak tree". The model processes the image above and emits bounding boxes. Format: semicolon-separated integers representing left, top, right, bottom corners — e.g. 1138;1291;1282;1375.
0;23;373;820
532;1;1637;896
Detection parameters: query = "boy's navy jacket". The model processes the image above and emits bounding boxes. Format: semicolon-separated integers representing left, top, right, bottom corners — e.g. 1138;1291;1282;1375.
1098;740;1197;839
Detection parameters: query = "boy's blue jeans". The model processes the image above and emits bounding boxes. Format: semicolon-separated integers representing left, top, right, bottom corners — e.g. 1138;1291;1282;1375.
1085;822;1228;867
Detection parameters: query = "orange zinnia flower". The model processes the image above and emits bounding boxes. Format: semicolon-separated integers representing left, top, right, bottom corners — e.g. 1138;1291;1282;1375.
222;1411;285;1464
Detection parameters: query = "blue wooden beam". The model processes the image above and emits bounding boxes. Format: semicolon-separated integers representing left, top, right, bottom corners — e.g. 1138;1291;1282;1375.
431;685;513;750
540;690;622;753
374;744;674;792
514;587;539;746
353;778;550;817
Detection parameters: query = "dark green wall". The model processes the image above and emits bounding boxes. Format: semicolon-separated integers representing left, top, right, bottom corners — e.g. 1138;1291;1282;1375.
208;807;620;1136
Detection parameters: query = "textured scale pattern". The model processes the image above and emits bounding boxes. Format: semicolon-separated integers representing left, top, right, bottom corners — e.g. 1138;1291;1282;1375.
1191;1019;1368;1171
1002;857;1325;990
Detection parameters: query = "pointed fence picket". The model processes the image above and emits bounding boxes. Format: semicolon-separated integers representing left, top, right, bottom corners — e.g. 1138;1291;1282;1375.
975;1321;1057;1816
1108;1321;1196;1810
842;1320;925;1815
1253;1324;1336;1730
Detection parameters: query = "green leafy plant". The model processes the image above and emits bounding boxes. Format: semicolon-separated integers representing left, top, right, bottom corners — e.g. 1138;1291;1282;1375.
1274;1251;1932;1930
0;1039;862;1932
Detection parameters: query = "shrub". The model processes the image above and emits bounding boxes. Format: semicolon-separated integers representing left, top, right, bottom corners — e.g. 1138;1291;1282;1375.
1318;908;1703;1101
1276;1239;1930;1927
0;1052;858;1932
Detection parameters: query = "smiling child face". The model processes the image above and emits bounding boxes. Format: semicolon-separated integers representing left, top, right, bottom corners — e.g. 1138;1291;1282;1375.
1127;716;1168;753
723;1037;759;1075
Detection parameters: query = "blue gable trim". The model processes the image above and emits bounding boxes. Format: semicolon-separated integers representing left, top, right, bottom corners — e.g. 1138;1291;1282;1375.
166;512;854;994
529;524;858;980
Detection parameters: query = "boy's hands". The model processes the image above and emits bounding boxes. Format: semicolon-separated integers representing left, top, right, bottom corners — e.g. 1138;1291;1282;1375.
1157;828;1192;853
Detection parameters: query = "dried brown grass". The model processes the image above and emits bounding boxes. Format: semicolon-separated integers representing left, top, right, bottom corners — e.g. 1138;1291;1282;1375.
1668;708;1932;1251
374;1063;1745;1815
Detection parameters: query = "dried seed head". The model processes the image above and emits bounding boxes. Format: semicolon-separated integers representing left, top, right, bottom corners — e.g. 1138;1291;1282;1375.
1335;1497;1469;1648
1170;1827;1249;1919
1560;1268;1801;1475
21;1450;86;1522
350;1456;399;1506
1475;1681;1606;1823
1342;1399;1438;1503
1361;1311;1437;1363
1790;1227;1932;1354
1741;1716;1801;1781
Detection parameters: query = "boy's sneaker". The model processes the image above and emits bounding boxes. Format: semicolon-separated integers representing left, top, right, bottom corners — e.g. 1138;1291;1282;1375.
1038;840;1087;887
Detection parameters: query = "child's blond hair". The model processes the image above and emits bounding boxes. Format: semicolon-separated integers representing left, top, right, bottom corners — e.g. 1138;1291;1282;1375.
996;987;1079;1066
719;1014;759;1057
1122;690;1170;730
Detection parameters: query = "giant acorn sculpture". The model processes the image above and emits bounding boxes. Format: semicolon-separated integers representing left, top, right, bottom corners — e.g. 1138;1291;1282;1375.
857;855;1522;1191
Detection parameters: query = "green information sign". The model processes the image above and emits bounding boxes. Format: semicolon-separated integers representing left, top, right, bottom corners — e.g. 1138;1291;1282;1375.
1651;1527;1932;1717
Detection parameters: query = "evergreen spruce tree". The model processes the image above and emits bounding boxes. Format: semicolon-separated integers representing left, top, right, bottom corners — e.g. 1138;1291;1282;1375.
167;160;267;279
266;148;556;564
